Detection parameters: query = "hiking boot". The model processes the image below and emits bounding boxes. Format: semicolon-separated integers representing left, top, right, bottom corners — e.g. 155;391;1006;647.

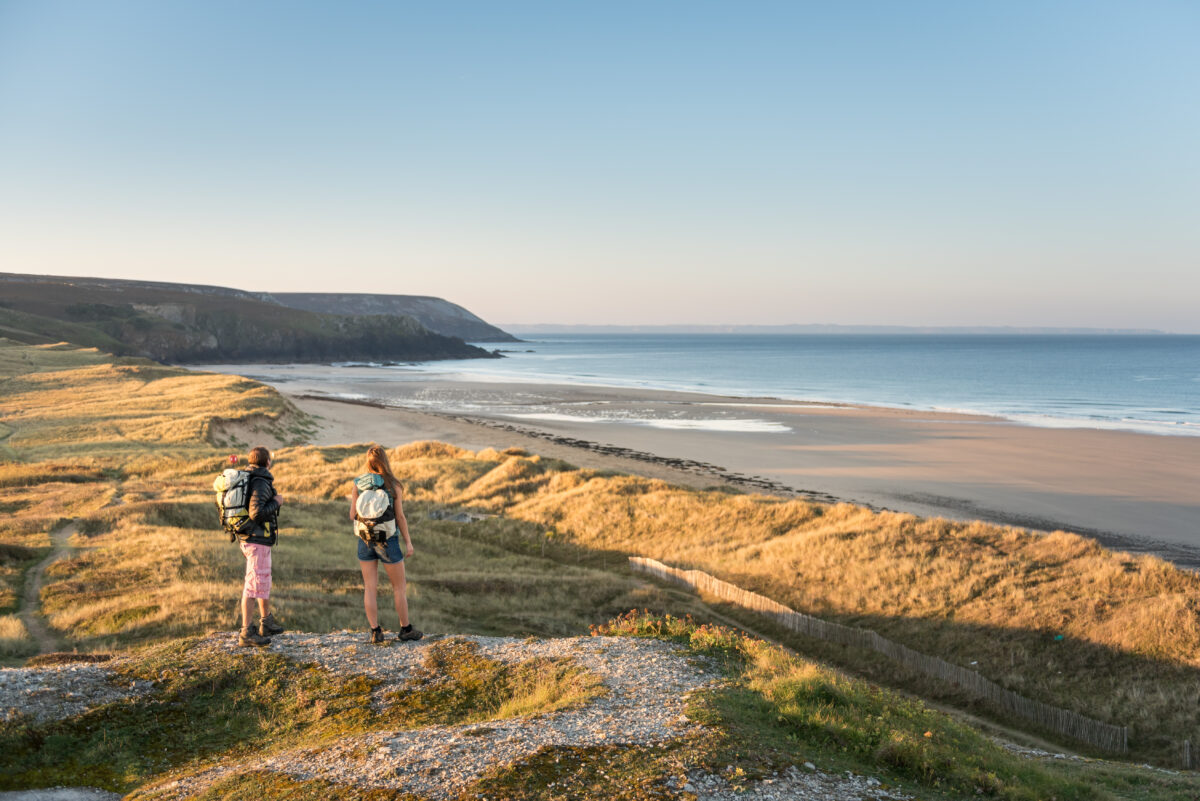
239;627;271;647
397;624;422;642
258;613;284;637
368;626;384;644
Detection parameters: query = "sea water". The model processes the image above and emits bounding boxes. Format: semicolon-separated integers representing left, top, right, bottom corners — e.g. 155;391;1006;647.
398;334;1200;437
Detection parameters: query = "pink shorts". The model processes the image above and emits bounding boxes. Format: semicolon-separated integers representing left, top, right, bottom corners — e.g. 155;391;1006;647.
240;542;272;600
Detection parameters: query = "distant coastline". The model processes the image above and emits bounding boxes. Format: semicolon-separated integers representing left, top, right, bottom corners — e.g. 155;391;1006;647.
501;323;1173;335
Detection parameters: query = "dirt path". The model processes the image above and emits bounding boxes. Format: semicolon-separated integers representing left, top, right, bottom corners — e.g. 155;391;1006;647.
18;521;76;654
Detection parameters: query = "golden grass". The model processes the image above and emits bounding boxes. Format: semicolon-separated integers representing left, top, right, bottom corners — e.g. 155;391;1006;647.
0;339;296;461
42;490;666;652
0;614;34;658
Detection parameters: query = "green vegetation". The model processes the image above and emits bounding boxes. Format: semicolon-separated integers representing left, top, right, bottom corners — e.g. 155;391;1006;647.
0;274;494;362
582;612;1200;801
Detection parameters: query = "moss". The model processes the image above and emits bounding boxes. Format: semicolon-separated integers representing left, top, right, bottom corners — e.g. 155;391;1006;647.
389;638;605;727
471;744;685;801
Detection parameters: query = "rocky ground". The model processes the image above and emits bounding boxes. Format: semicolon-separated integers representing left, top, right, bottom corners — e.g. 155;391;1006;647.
3;632;912;800
0;659;149;725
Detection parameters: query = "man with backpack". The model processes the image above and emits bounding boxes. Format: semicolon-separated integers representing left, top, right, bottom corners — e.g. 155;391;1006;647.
234;446;285;647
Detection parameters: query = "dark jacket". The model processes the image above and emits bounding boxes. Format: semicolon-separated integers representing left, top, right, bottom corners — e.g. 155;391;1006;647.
242;466;279;546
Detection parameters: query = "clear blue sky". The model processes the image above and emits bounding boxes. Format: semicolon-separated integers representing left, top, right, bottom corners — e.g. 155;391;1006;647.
1;1;1197;330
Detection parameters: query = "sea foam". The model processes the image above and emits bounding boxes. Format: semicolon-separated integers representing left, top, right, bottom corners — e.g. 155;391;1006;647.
503;412;790;433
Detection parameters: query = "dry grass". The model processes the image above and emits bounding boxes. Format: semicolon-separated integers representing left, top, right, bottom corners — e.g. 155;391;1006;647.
0;614;34;658
0;339;296;461
41;490;666;652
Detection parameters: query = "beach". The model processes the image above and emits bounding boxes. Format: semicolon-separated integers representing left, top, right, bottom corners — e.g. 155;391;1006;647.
200;363;1200;569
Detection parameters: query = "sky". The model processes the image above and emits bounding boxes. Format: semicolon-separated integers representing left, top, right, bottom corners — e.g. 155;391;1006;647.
1;1;1197;331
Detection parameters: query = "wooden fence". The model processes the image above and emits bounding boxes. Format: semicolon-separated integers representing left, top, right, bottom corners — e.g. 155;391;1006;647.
630;556;1129;754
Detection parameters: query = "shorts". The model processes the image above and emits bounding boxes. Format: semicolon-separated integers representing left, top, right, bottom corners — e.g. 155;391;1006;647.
358;534;403;564
240;542;272;599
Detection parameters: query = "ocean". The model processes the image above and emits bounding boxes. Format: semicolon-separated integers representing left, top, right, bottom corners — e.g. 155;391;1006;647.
397;333;1200;437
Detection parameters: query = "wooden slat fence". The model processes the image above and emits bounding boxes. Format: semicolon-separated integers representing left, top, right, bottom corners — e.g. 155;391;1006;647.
630;555;1129;754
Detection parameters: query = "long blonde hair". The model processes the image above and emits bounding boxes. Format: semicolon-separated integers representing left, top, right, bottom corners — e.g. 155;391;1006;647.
366;445;401;498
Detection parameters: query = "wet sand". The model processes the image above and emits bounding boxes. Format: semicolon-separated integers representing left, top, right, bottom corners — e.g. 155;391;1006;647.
198;363;1200;569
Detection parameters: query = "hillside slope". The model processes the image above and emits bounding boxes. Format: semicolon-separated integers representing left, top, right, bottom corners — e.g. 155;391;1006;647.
269;292;518;342
5;627;1193;800
0;273;495;362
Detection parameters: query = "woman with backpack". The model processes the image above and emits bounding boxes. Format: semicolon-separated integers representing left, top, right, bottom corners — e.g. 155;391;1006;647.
350;445;421;644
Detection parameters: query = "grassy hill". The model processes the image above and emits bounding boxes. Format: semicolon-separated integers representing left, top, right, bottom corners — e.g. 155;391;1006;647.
0;273;496;363
2;340;1199;799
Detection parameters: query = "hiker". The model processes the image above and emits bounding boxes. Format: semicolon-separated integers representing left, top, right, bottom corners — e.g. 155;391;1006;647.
350;445;421;644
237;446;285;647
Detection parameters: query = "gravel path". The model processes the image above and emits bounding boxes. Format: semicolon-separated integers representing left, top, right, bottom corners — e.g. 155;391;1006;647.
157;631;720;799
679;765;911;800
0;662;149;725
0;789;122;801
5;632;923;800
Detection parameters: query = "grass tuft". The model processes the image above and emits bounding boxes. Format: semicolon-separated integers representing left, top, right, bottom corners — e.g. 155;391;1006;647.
394;638;605;726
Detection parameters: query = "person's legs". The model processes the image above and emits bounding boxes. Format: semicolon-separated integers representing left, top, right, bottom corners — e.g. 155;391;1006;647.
239;543;273;646
359;559;380;629
381;560;409;627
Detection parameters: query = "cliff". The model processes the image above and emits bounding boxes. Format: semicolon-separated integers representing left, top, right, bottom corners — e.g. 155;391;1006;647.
0;273;497;363
269;292;518;342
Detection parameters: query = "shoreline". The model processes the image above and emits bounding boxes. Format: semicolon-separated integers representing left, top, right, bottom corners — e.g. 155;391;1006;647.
285;392;1200;571
322;362;1200;440
195;362;1200;570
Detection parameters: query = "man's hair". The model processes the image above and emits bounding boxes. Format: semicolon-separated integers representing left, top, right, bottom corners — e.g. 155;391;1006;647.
248;446;271;467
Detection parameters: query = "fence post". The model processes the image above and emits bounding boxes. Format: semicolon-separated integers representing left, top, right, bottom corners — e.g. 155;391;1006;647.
1185;739;1192;770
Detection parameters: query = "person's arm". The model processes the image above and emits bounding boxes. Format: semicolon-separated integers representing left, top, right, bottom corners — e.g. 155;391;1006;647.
248;477;281;524
393;479;413;557
349;485;359;522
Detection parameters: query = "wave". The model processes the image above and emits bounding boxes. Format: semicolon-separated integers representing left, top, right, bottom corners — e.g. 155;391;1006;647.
503;412;791;433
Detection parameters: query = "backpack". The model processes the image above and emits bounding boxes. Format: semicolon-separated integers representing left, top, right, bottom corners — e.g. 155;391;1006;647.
214;468;256;541
354;473;396;544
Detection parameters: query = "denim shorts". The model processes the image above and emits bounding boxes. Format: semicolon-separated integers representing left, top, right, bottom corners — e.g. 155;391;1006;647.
358;534;403;564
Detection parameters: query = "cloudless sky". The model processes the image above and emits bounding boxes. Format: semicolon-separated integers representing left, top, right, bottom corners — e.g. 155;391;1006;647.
1;1;1197;330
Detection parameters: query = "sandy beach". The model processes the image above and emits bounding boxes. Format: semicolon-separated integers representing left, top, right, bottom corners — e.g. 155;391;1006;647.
199;363;1200;569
